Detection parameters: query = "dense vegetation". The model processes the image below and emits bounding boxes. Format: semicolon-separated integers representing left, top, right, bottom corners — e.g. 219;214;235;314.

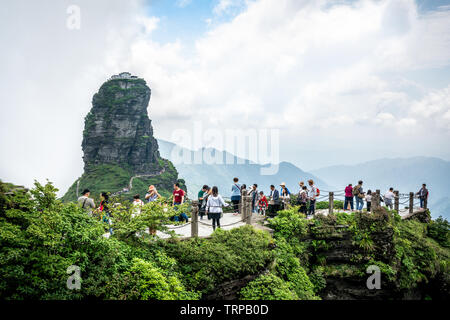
1;180;449;300
266;205;449;299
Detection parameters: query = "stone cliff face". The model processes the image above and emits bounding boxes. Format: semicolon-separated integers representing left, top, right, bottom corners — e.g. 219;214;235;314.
62;73;185;201
82;75;160;174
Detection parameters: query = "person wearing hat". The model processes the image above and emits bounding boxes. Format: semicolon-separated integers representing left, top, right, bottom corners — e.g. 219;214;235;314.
279;182;290;209
280;183;290;199
78;189;95;216
145;185;161;203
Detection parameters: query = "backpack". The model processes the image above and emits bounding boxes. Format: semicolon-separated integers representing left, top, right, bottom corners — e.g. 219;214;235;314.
316;188;320;197
352;185;360;196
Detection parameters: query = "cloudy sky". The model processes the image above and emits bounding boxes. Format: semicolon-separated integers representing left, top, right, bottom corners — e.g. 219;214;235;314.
1;0;450;195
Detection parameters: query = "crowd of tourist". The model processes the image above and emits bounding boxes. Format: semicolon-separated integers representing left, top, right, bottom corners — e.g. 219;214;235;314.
343;181;429;212
77;177;430;236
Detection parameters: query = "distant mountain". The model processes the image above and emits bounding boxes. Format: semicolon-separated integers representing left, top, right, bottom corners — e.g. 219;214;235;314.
311;157;450;219
157;139;329;198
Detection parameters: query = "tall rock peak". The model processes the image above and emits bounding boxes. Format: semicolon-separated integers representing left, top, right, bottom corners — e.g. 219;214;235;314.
62;73;185;201
82;73;161;174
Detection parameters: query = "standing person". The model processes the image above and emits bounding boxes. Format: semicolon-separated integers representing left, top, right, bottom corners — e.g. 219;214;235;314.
384;187;395;210
172;183;188;222
205;186;229;231
249;184;259;214
198;185;209;219
416;184;429;209
99;192;113;235
268;185;280;217
307;179;318;217
366;190;372;212
298;186;308;214
145;185;161;202
78;189;96;216
231;178;241;216
200;186;211;220
131;194;144;218
258;191;268;215
344;184;354;211
353;180;365;212
280;182;290;209
280;183;291;197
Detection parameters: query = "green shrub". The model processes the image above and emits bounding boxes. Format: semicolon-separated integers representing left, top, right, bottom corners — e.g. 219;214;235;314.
427;216;450;248
159;226;274;295
315;200;344;210
109;258;199;300
272;238;319;300
240;273;298;300
268;208;309;239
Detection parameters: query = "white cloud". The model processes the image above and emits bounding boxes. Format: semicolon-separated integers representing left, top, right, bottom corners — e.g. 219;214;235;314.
213;0;248;15
176;0;192;8
1;0;450;193
410;85;450;131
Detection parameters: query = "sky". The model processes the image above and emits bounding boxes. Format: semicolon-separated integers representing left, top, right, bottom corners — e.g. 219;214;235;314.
0;0;450;195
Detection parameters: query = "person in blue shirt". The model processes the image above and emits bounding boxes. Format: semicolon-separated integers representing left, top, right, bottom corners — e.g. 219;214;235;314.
268;185;280;217
231;177;241;215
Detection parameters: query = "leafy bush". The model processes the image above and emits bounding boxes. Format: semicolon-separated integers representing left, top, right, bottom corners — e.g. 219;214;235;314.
0;180;195;300
159;226;274;295
394;219;449;290
272;238;319;300
107;258;199;300
308;266;327;293
316;200;344;210
240;273;298;300
427;216;450;248
110;199;190;241
268;208;309;239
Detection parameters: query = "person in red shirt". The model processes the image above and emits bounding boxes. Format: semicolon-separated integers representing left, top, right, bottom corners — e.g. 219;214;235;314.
172;183;185;205
258;191;268;215
344;183;354;211
172;183;188;222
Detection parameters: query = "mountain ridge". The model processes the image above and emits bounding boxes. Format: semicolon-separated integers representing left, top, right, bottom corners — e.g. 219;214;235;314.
157;138;330;197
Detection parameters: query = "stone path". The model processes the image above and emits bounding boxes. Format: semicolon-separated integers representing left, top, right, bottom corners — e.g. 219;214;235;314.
110;168;166;197
102;206;425;239
156;212;247;239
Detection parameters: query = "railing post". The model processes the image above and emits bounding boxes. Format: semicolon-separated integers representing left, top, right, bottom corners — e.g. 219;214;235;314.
373;189;380;210
409;192;414;214
245;195;252;225
394;190;399;213
240;189;247;216
191;200;198;238
329;192;334;215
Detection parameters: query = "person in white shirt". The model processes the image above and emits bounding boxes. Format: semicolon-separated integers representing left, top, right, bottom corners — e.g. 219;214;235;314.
205;186;229;230
131;194;144;218
384;188;395;210
365;190;372;212
307;179;318;216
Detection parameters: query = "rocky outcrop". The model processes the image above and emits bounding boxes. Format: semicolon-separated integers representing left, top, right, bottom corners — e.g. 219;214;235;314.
82;74;160;174
62;73;184;201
